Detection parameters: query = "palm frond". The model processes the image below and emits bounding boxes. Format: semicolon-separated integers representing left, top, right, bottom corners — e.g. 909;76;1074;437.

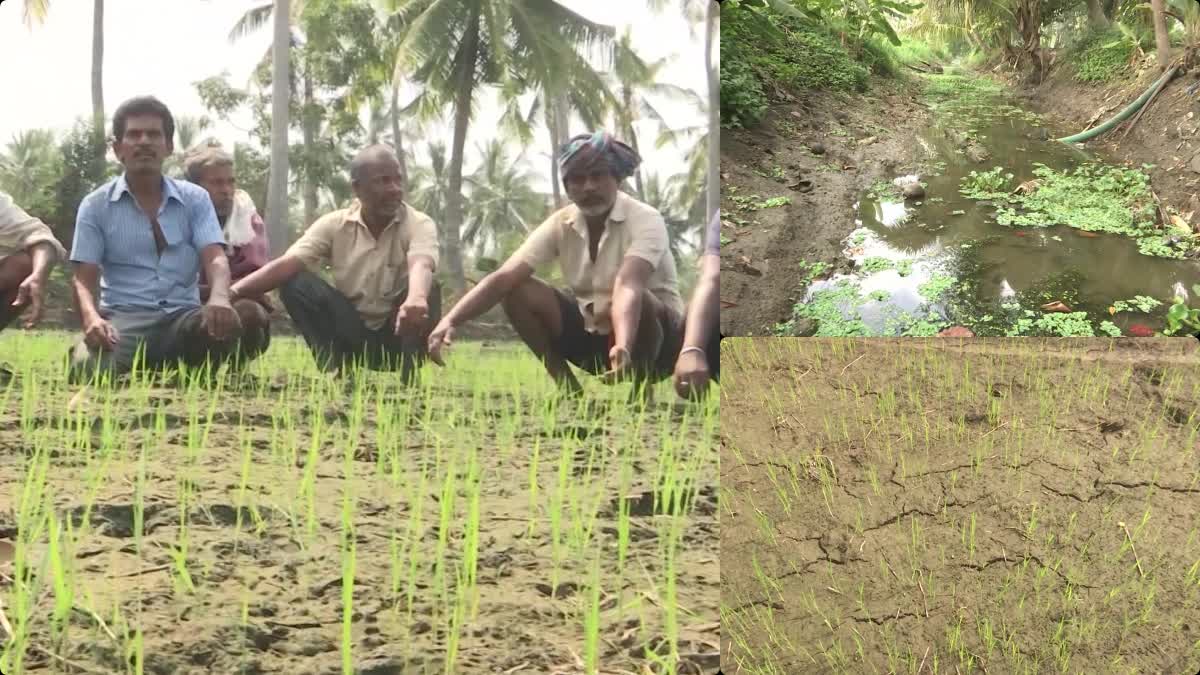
22;0;50;28
228;2;275;43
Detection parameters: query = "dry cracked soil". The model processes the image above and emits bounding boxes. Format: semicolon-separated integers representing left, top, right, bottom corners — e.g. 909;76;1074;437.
721;337;1200;674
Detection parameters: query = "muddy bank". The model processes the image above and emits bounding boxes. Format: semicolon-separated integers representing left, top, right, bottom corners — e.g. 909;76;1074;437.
720;77;932;336
1031;62;1200;226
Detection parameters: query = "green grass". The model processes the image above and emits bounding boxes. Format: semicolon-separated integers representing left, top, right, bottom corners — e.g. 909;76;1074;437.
1068;26;1140;83
0;332;718;675
721;9;869;127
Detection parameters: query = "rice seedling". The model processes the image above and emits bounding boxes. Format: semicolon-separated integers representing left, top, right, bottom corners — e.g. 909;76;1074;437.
723;337;1200;674
0;332;717;673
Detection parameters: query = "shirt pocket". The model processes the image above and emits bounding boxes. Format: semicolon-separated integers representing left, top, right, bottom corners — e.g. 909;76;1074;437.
379;261;406;299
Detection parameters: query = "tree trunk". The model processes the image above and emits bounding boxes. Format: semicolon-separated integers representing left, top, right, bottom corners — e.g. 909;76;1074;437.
1152;0;1170;71
622;90;644;199
706;0;719;225
1085;0;1109;29
391;79;406;180
266;0;291;257
546;93;571;209
1014;0;1044;84
91;0;105;155
443;11;479;294
546;96;563;209
301;70;318;229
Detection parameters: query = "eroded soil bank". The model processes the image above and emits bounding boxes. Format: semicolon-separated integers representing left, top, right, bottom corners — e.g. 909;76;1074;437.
719;77;932;336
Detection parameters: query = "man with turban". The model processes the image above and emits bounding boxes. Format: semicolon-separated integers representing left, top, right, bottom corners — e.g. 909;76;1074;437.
426;130;685;399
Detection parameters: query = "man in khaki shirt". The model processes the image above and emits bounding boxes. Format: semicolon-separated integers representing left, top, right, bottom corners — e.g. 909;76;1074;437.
427;131;685;397
230;144;440;381
0;191;67;333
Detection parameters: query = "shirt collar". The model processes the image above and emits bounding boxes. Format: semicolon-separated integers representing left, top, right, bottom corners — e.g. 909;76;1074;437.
566;190;629;238
110;173;184;205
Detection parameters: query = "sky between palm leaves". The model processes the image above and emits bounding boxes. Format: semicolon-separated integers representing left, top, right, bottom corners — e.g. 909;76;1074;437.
0;0;706;196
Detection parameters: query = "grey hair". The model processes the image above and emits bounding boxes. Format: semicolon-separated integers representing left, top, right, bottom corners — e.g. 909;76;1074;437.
183;145;234;183
349;144;400;184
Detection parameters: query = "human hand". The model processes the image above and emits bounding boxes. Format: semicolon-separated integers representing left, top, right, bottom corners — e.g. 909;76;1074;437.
201;299;241;341
395;296;430;337
11;273;45;328
673;348;711;400
83;315;119;351
427;318;455;367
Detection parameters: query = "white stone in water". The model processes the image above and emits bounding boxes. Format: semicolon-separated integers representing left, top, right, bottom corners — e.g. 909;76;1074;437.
892;174;921;189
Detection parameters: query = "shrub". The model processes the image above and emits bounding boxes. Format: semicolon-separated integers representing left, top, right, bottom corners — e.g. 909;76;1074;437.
1069;26;1140;82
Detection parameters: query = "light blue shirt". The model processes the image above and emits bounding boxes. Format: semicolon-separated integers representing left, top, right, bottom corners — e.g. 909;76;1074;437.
71;174;225;313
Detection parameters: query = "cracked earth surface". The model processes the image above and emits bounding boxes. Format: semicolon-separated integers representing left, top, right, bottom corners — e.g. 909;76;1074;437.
720;338;1200;674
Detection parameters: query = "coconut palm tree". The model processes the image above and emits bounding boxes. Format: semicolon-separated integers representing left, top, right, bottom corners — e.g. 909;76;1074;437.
267;0;291;256
162;115;214;178
384;0;616;294
656;120;707;222
604;29;703;200
407;141;454;242
640;171;701;263
461;139;545;259
497;46;614;210
23;1;105;162
641;0;715;221
0;129;60;215
230;0;312;236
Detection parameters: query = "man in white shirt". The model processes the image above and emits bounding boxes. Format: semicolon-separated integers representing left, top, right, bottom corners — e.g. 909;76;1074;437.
0;191;67;333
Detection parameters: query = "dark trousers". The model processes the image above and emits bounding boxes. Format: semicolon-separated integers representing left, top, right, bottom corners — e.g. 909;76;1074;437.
707;329;722;383
280;270;442;379
0;286;18;334
67;303;268;383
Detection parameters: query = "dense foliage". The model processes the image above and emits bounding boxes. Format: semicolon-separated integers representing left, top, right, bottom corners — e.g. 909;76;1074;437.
720;0;919;128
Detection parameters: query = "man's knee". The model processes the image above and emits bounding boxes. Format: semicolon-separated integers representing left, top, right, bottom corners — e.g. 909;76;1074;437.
279;268;321;304
0;252;33;289
234;298;270;330
502;278;554;317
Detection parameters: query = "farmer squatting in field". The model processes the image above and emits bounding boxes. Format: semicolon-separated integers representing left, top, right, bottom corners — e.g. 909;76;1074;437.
66;96;272;383
0;102;719;400
182;144;274;360
228;144;442;385
425;131;690;400
0;191;68;340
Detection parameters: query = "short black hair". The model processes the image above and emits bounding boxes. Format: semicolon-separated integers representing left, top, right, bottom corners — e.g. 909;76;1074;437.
112;96;176;147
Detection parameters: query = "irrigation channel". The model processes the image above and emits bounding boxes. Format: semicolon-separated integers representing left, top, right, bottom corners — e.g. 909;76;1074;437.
801;72;1200;337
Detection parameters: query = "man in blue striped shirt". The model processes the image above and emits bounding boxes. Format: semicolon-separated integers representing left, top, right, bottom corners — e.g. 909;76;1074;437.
68;96;271;382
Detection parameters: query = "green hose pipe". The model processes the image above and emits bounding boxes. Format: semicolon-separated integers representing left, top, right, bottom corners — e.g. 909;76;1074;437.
1056;67;1178;144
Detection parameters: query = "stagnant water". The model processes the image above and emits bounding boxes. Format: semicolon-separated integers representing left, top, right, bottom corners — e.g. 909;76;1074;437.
803;77;1200;336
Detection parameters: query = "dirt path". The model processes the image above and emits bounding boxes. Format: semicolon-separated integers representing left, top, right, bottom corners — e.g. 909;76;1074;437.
720;77;933;336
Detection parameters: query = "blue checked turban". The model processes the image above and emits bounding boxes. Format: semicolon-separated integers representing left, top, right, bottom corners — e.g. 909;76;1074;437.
557;131;642;185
